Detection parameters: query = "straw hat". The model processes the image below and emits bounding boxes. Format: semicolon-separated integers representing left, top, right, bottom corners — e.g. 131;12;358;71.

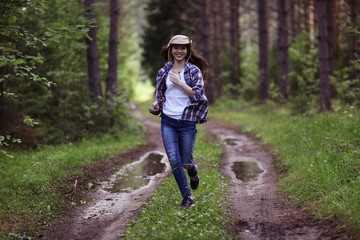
166;35;192;48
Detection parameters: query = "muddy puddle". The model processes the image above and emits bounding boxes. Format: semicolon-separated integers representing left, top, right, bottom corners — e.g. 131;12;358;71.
44;149;170;240
225;138;240;145
81;151;169;222
102;152;166;193
232;161;264;182
225;138;265;182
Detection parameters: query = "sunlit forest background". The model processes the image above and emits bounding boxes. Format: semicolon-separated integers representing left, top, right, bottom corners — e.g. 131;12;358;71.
1;0;359;155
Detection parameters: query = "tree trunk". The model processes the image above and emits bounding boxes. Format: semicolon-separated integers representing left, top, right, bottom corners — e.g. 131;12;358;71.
0;81;4;133
333;0;341;49
290;0;298;39
304;0;316;41
277;0;290;100
85;0;102;106
211;0;224;98
258;0;269;100
304;0;310;32
105;0;120;100
229;0;240;97
348;0;358;82
199;0;215;104
326;0;334;76
316;0;332;111
308;0;316;41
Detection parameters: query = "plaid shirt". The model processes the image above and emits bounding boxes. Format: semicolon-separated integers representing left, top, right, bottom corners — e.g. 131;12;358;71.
155;61;208;124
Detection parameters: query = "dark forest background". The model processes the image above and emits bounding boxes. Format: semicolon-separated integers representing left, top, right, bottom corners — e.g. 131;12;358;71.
1;0;359;152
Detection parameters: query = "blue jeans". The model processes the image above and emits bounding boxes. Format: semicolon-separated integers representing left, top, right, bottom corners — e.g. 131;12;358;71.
161;113;198;198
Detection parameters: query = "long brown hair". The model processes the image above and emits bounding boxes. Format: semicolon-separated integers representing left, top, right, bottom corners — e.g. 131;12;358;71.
160;44;209;80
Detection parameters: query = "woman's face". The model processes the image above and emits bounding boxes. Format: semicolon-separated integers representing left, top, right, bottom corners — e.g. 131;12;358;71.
171;44;187;62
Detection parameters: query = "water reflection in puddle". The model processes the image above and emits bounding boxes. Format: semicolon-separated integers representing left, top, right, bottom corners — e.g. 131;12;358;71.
232;161;264;182
103;152;166;193
225;138;240;145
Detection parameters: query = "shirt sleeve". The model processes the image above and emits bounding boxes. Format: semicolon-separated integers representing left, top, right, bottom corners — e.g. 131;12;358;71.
190;67;205;102
155;68;166;107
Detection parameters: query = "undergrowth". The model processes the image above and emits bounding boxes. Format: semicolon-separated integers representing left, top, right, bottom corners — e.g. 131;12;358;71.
211;98;360;236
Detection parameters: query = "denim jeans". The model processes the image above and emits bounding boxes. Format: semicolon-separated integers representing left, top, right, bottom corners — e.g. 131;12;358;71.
161;113;198;198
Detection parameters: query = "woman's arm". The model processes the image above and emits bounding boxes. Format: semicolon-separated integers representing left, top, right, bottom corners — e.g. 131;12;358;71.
169;72;195;97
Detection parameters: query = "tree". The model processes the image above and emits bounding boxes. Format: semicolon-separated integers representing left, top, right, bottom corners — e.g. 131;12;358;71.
85;0;102;106
0;0;50;150
289;0;300;39
258;0;269;100
198;0;214;103
277;0;290;100
105;0;120;100
304;0;316;41
229;0;241;97
211;0;224;98
316;0;332;110
326;0;334;76
348;0;358;82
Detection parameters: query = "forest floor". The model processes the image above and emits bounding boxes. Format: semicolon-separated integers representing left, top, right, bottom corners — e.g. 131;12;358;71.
42;105;345;240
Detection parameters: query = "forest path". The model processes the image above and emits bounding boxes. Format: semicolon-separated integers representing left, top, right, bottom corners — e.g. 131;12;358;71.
43;105;337;239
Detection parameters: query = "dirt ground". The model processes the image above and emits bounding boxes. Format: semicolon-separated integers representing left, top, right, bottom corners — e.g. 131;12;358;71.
42;106;347;240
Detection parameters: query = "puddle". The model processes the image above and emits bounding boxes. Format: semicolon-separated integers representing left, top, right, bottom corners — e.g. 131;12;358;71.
231;161;264;182
225;138;241;145
103;152;166;193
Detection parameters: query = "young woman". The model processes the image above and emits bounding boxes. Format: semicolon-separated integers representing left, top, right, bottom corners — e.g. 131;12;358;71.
149;35;209;210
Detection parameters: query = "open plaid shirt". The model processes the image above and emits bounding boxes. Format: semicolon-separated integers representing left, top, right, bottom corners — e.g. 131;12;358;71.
155;61;208;124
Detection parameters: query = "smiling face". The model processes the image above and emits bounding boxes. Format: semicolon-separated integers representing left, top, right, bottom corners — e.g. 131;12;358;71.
171;44;188;62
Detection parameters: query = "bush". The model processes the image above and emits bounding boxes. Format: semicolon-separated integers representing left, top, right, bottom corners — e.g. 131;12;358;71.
288;32;319;113
239;44;259;101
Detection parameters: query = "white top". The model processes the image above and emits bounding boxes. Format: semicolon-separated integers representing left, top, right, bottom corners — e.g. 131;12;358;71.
162;69;192;119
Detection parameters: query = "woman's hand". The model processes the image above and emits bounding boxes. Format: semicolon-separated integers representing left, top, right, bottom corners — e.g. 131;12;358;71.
169;72;195;98
152;100;160;111
169;72;183;87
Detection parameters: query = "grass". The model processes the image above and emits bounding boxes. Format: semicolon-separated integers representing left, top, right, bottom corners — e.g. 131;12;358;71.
210;98;360;236
0;128;145;238
122;127;236;240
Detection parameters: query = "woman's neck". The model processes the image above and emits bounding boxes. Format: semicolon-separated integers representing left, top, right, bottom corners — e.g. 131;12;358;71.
173;60;185;69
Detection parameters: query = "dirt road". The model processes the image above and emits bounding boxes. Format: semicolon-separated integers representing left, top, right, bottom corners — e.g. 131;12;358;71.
206;120;339;240
43;106;340;240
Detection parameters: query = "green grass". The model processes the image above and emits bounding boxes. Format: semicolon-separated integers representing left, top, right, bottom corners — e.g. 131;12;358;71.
0;128;145;238
123;127;236;240
210;98;360;235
